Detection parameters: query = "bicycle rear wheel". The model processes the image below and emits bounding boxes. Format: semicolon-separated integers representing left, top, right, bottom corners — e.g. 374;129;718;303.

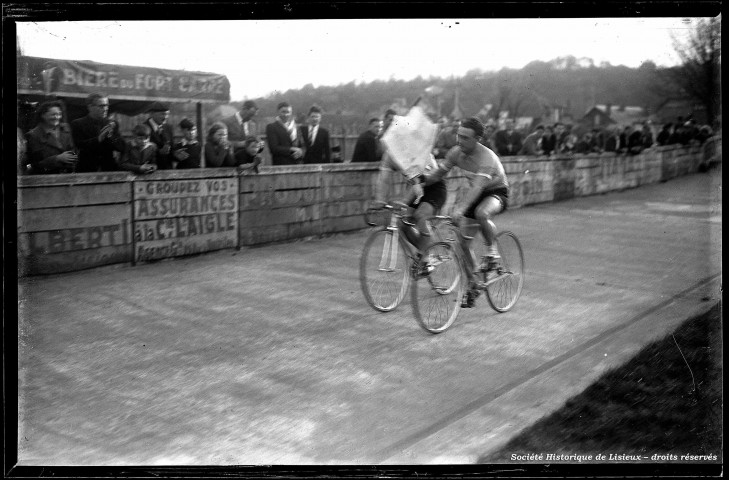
484;231;524;312
411;242;465;333
359;228;411;312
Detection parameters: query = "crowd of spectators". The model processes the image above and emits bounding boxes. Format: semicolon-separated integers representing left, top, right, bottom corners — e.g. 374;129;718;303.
17;92;718;176
432;116;715;159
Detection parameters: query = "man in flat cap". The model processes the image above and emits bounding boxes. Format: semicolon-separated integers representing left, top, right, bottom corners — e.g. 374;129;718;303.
144;102;174;169
222;100;260;156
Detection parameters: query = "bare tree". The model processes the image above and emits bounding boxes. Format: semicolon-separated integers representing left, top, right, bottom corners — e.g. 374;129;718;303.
669;16;721;125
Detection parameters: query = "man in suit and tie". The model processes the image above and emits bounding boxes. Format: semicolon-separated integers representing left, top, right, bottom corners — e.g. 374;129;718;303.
265;101;305;165
494;118;523;156
222;100;259;155
300;105;331;164
144;102;175;169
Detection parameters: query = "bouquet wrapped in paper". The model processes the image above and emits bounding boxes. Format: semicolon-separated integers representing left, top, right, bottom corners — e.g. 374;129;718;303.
381;105;438;180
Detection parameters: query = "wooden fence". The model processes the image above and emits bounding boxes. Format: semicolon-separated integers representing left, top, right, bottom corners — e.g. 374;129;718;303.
17;138;720;276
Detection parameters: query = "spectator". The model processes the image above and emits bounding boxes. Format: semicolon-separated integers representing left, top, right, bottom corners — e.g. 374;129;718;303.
656;123;673;146
205;122;236;167
684;120;701;145
433;118;458;159
144;102;174;170
560;124;577;154
540;125;556;156
71;93;124;172
222;100;259;154
696;125;713;145
494;118;523;156
518;124;544;156
669;123;686;145
300;105;331;164
617;126;632;153
575;131;599;154
171;118;201;169
25;100;78;174
266;101;305;165
233;135;263;174
591;128;605;152
119;124;158;174
604;125;621;153
553;122;573;154
481;122;496;151
627;124;644;155
351;118;383;163
381;108;397;137
640;122;654;149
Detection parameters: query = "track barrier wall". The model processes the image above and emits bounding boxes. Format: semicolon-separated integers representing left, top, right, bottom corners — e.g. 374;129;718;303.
17;137;721;276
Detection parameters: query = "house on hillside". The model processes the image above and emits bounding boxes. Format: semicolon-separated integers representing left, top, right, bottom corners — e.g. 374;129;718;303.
652;98;707;125
582;104;647;129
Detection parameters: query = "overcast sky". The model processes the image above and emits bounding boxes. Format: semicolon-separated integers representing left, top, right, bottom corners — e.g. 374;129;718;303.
16;18;701;101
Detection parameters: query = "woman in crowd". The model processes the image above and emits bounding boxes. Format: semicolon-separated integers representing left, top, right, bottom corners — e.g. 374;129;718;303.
25;100;78;174
204;122;236;167
233;135;263;174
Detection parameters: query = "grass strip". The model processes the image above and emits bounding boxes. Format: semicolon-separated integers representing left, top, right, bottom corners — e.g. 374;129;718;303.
479;302;722;463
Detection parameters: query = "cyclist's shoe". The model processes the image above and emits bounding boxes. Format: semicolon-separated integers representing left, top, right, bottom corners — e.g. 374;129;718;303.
415;253;436;277
461;288;480;308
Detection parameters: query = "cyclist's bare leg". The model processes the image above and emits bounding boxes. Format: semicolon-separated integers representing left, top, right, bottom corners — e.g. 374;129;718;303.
412;202;435;253
474;196;504;251
457;216;477;282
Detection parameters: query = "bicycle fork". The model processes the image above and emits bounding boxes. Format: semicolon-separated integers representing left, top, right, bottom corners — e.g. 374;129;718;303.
378;224;401;272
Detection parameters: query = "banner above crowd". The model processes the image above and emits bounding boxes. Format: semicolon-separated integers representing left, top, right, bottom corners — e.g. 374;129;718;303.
17;55;231;104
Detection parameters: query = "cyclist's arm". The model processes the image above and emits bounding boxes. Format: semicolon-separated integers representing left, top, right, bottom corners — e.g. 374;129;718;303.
422;155;453;185
374;151;404;204
374;164;392;204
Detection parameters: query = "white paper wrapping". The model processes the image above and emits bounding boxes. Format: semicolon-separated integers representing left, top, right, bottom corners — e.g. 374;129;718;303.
381;105;438;178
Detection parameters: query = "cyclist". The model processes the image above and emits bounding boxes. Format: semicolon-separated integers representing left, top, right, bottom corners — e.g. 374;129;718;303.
422;116;509;307
371;150;447;262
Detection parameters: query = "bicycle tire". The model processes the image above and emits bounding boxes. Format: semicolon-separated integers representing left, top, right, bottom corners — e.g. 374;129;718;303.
359;228;411;312
411;241;465;333
484;231;525;312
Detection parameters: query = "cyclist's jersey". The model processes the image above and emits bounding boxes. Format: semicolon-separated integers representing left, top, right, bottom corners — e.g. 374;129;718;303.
439;143;508;191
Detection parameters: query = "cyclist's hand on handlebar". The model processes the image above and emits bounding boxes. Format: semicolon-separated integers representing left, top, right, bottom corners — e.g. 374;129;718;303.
370;200;387;210
451;207;465;224
412;183;424;205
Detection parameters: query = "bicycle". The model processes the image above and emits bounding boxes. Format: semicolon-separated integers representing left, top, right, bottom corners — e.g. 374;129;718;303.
411;216;525;333
359;203;449;312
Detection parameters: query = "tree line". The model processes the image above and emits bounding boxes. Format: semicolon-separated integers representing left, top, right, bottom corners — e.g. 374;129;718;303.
239;18;720;133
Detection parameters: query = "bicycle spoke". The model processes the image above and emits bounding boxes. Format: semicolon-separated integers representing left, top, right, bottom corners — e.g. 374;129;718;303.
411;242;464;333
485;231;524;312
360;229;410;312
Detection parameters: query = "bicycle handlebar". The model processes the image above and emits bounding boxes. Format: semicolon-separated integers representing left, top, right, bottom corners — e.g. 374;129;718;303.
363;202;412;227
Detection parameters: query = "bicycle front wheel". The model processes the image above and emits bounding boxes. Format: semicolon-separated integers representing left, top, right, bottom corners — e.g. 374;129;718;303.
359;228;411;312
411;242;465;333
485;231;525;312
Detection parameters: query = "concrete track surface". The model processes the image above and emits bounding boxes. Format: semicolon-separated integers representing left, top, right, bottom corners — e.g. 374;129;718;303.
16;168;721;466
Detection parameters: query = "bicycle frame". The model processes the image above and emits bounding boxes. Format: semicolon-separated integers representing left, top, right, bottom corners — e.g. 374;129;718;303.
432;216;481;281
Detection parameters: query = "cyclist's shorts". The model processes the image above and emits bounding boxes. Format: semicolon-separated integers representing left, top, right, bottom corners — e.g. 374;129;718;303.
463;186;509;218
409;180;447;211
